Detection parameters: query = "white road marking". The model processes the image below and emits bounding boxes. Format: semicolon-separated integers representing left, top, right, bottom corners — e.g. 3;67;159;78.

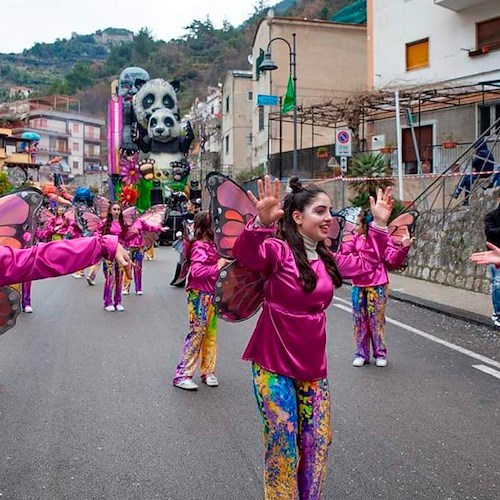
333;297;500;371
472;365;500;380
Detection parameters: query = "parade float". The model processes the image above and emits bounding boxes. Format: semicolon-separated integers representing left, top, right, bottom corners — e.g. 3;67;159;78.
107;67;196;230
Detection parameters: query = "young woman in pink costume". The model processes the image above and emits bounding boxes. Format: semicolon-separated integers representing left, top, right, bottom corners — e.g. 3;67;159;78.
232;176;393;500
0;236;130;288
341;211;413;368
101;202;129;312
39;205;78;241
122;218;168;295
173;211;230;391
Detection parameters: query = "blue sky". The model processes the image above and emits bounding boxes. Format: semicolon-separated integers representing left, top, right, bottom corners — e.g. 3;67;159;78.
1;0;262;53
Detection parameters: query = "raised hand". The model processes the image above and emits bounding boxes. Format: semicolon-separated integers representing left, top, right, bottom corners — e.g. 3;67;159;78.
369;187;394;227
469;242;500;266
401;228;414;248
246;175;284;227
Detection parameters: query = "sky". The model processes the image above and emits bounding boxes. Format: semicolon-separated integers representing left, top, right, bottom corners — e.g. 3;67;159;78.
1;0;263;53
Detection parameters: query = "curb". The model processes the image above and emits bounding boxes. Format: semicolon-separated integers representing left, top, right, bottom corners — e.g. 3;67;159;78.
389;290;493;328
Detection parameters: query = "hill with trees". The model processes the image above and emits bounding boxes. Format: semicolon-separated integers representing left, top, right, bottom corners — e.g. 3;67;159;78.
0;0;356;114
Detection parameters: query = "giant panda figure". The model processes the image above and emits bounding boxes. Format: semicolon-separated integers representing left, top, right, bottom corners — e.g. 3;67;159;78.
133;79;194;202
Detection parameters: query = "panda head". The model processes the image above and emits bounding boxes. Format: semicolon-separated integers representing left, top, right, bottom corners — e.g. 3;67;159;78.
133;78;180;130
148;108;181;143
118;67;150;99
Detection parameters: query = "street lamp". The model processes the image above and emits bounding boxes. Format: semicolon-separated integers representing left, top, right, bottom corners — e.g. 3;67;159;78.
259;33;298;177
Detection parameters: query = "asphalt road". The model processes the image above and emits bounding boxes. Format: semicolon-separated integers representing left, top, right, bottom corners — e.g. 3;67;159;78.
0;248;499;500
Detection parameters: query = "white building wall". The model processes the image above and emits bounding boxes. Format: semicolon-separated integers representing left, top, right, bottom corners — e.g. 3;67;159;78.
373;0;500;87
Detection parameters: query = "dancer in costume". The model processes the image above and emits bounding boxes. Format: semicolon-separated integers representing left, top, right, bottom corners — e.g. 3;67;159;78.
39;205;78;241
172;211;230;390
340;210;414;367
21;281;33;313
229;176;393;499
122;209;168;295
101;202;129;311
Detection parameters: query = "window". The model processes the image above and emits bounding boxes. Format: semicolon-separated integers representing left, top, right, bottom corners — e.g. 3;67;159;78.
225;96;230;113
258;106;264;131
477;17;500;51
248;91;253;102
479;103;500;136
73;161;79;170
72;142;79;152
406;38;429;71
225;135;229;154
72;123;80;133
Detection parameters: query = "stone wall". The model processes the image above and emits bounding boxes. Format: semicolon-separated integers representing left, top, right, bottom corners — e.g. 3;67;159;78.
400;192;497;294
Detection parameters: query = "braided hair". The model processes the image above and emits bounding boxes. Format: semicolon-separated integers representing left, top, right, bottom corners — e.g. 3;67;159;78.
277;177;342;291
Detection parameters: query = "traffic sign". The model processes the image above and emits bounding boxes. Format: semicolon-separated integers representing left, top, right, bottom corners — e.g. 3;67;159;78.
335;128;352;156
257;94;279;106
340;156;348;172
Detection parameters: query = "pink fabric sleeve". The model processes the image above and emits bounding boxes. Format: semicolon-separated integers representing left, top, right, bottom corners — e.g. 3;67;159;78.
0;235;118;287
140;219;162;233
334;226;389;279
384;238;410;268
189;245;218;280
233;219;284;275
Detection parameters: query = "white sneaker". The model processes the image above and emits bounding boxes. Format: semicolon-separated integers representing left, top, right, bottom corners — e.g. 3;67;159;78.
104;305;115;312
115;304;125;312
122;290;129;295
72;273;84;279
375;358;388;367
491;314;498;322
203;374;219;387
136;291;143;295
174;379;198;391
86;276;95;286
23;306;33;313
352;357;366;367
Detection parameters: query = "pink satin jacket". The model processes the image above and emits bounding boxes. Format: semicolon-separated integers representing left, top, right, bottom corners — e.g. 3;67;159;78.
232;222;389;381
340;233;410;287
186;239;219;294
0;235;118;287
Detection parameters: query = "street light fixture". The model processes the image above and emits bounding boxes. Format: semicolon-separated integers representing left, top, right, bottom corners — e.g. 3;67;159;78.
258;33;298;177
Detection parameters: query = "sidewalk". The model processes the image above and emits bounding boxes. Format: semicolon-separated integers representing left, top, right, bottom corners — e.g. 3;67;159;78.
388;273;493;327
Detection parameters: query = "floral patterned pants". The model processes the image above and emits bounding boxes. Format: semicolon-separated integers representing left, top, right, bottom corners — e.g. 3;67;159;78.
103;259;123;307
351;284;388;361
173;289;217;384
252;363;331;500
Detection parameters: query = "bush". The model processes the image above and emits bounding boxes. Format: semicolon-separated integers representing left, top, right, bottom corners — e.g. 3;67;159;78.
0;171;13;195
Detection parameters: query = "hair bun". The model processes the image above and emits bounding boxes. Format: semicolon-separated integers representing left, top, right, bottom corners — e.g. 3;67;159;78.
288;176;302;193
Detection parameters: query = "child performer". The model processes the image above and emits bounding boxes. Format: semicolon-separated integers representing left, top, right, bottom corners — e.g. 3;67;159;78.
341;211;413;367
101;202;129;312
123;218;168;295
232;176;393;499
172;211;230;391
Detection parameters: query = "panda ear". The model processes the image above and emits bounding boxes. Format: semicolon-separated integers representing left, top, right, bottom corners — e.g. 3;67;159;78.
174;113;180;121
170;80;180;93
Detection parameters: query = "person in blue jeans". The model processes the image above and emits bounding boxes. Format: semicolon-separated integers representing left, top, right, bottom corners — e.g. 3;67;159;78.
484;192;500;326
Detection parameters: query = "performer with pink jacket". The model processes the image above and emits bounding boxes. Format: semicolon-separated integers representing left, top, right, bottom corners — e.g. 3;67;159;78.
172;211;229;391
0;235;129;288
341;211;413;367
100;202;129;312
123;218;166;295
231;176;393;500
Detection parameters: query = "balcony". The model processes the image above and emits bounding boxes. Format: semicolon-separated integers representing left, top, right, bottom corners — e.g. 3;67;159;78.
434;0;490;11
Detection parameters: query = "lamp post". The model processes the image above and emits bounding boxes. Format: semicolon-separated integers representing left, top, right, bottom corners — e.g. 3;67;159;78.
259;33;297;177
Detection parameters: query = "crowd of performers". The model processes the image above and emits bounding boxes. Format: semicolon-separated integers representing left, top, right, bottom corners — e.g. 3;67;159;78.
20;189;168;314
4;174;499;500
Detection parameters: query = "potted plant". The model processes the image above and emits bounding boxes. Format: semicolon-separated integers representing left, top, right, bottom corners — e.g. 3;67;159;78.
316;146;329;158
442;133;457;149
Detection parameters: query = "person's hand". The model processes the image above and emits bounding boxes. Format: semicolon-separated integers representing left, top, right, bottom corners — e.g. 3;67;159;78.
469;242;500;265
401;228;414;247
369;187;394;227
115;243;132;270
217;257;231;270
246;175;284;227
161;226;170;232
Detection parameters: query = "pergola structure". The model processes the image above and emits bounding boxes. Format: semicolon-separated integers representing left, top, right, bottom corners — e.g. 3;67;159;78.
268;80;500;130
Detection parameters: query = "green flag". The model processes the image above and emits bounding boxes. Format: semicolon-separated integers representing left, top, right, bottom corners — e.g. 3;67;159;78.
281;76;295;114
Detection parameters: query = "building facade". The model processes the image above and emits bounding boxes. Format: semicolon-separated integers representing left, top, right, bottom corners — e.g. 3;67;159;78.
252;16;367;177
221;70;253;178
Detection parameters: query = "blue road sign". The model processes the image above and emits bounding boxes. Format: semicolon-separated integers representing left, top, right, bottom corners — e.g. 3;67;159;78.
257;94;279;106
